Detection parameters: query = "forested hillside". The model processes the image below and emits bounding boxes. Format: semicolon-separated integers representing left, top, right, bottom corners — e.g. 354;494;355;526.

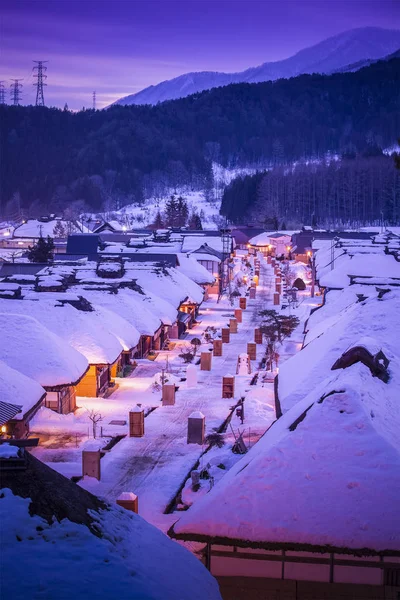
1;58;399;218
221;155;400;226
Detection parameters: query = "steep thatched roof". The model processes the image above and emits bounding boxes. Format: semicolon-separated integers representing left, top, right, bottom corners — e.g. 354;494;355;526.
0;451;107;533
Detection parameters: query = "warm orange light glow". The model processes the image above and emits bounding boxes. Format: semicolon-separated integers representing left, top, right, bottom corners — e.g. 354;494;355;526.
286;246;291;251
1;425;6;434
307;251;312;257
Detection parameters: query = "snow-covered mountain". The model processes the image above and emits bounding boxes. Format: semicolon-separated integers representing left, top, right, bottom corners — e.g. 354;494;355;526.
114;27;400;106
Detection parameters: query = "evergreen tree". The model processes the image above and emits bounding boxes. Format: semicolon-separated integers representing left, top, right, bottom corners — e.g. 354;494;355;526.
176;196;189;226
53;221;67;238
188;212;203;230
27;236;55;263
165;195;178;227
153;210;164;228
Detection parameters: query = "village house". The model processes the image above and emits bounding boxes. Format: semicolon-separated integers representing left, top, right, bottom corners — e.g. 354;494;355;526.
0;313;88;414
0;295;137;398
0;360;46;438
248;231;293;258
170;361;400;598
176;253;216;299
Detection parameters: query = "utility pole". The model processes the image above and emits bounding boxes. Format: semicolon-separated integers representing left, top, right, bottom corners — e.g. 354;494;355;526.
92;91;96;110
0;81;6;104
308;251;316;298
33;61;48;106
10;79;23;105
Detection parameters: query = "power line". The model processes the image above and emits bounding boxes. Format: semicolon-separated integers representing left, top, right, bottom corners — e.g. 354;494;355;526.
10;79;23;106
33;60;48;106
93;90;96;110
0;81;6;104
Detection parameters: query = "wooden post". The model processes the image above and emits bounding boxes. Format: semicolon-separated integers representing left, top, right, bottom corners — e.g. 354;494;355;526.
222;375;235;398
253;275;259;286
117;492;138;514
276;276;282;284
239;297;247;310
229;318;238;333
82;450;101;480
162;384;175;406
221;328;230;343
234;308;242;323
254;328;263;344
274;293;280;306
129;406;144;437
276;283;281;294
247;342;257;361
200;352;212;371
213;339;223;357
187;411;205;444
249;287;256;299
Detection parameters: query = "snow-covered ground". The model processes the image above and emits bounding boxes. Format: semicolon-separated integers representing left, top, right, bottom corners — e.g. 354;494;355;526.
89;190;223;230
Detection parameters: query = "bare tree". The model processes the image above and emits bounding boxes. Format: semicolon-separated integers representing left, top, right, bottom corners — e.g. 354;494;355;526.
87;409;103;439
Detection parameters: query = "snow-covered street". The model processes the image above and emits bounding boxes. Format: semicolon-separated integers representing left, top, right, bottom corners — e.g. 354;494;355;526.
29;254;318;532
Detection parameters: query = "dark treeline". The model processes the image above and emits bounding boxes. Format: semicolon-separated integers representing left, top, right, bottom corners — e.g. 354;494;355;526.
221;155;400;227
0;57;399;218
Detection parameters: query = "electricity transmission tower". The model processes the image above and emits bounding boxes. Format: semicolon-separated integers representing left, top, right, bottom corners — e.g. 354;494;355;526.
33;60;48;106
0;81;5;104
92;91;96;110
10;79;23;105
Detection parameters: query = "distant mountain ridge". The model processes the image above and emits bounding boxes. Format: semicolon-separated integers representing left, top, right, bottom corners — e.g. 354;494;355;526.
114;27;400;106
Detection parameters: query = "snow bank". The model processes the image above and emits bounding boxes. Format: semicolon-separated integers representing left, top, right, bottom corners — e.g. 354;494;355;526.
0;489;221;600
0;444;20;458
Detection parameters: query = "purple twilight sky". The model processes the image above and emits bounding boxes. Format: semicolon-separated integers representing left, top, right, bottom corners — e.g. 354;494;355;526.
1;0;399;110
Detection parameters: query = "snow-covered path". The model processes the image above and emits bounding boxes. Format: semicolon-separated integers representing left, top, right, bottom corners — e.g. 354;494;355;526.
80;262;275;530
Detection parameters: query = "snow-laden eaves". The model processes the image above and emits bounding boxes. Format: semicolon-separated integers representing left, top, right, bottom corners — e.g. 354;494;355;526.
0;314;88;388
0;360;45;420
172;364;400;554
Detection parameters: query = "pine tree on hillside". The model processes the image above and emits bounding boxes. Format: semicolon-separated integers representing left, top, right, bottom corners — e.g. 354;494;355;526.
165;195;178;227
189;212;203;230
27;236;55;263
176;196;189;227
153;210;164;228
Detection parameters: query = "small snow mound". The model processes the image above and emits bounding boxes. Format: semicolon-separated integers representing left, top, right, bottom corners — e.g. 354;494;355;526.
189;411;205;419
0;444;19;458
118;492;137;501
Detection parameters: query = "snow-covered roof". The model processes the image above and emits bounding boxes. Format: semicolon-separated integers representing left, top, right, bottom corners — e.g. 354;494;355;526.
249;231;291;246
172;364;400;553
13;219;84;239
319;253;400;289
74;288;162;336
0;314;88;388
0;360;45;420
177;254;215;285
181;235;225;254
0;298;123;366
126;266;204;307
0;478;221;600
279;292;399;414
